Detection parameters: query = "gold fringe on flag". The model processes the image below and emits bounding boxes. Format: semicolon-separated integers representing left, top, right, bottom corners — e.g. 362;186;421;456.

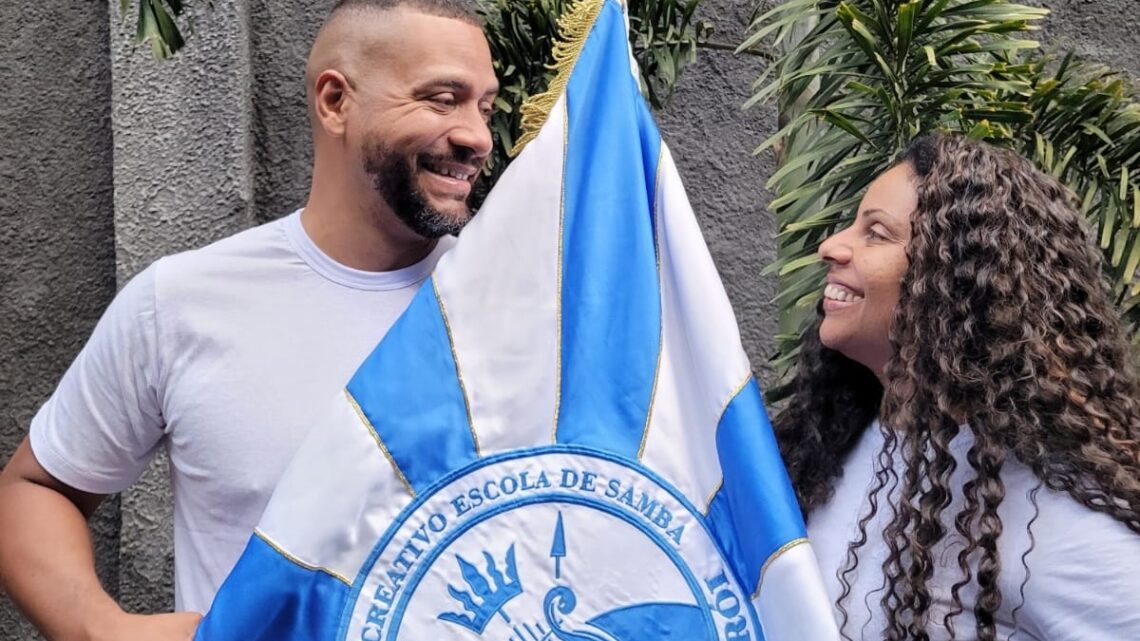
509;0;606;157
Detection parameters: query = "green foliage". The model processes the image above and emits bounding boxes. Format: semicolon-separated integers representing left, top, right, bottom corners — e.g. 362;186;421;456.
742;0;1140;383
478;0;712;188
122;0;190;59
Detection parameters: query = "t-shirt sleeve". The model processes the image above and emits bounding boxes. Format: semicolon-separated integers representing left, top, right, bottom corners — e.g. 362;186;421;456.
28;263;166;495
1021;492;1140;640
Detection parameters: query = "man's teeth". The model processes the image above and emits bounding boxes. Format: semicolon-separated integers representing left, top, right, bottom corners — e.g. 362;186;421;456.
824;284;863;302
429;164;472;180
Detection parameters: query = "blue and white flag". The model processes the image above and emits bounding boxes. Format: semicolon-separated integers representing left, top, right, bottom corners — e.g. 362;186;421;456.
195;1;838;639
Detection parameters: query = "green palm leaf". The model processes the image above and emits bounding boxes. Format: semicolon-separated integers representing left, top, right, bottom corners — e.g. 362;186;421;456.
121;0;188;59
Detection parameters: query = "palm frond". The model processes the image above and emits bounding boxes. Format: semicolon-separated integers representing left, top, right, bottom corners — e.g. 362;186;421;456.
122;0;188;59
477;0;712;196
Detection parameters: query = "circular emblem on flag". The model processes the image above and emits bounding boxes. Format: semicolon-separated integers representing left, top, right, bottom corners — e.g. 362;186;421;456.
341;447;760;641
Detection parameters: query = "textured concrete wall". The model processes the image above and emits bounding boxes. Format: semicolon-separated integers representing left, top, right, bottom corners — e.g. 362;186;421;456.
1034;0;1140;80
0;1;117;639
1;0;1137;638
659;0;780;382
247;0;326;224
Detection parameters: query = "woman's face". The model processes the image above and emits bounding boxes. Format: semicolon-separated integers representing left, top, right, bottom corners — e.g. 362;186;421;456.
817;163;917;379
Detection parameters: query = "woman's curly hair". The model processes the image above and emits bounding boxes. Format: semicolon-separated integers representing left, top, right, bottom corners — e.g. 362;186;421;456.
773;133;1140;640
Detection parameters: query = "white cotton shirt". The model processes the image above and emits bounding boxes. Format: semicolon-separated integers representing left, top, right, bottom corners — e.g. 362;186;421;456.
808;421;1140;641
29;211;453;613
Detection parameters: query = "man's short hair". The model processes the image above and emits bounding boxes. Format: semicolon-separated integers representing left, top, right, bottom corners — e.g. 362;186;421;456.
330;0;482;25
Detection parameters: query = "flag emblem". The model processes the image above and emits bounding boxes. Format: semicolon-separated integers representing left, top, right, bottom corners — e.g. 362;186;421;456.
349;449;759;641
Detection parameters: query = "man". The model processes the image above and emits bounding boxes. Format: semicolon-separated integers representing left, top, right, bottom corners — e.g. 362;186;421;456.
0;1;498;639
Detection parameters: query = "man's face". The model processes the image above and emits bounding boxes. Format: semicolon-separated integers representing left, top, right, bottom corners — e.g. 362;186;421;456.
351;11;498;238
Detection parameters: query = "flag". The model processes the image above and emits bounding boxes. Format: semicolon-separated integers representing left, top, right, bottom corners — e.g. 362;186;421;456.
195;0;838;639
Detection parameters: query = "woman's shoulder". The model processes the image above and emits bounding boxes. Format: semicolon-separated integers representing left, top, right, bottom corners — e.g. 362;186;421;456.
998;453;1140;638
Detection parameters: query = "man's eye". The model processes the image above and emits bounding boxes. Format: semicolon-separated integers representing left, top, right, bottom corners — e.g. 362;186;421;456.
430;93;457;107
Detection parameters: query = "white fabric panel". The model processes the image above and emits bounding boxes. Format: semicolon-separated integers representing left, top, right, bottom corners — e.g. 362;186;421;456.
257;390;414;583
432;97;567;455
755;543;840;640
638;144;752;509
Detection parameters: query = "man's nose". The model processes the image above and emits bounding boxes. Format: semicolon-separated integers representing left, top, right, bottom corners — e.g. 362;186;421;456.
449;105;493;161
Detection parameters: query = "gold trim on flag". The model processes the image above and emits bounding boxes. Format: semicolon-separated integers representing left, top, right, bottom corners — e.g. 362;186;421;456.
344;388;416;498
638;144;667;460
552;98;570;444
752;537;809;600
701;479;723;517
253;528;352;586
510;0;606;156
433;279;481;456
700;374;753;515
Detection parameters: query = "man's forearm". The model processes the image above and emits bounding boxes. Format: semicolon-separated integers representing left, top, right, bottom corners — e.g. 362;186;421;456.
0;473;122;641
0;439;201;641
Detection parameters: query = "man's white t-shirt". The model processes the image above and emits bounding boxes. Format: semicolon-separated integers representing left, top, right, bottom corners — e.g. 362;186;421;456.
808;421;1140;640
29;211;453;613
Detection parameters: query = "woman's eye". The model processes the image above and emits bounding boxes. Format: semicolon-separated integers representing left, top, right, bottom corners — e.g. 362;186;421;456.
866;227;886;241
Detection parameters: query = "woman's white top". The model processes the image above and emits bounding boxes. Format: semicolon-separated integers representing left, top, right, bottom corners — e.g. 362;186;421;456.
808;421;1140;640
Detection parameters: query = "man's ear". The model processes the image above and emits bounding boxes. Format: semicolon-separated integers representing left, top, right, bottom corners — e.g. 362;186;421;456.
314;69;351;138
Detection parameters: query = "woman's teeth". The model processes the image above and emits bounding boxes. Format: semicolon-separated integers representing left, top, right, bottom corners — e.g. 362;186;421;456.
824;284;863;303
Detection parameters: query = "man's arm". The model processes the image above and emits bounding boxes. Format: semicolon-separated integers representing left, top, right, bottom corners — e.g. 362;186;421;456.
0;437;201;641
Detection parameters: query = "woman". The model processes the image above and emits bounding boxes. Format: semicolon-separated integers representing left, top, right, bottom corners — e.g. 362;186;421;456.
775;133;1140;641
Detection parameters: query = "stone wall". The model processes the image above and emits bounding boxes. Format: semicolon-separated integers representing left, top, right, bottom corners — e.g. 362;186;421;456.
1;0;1136;637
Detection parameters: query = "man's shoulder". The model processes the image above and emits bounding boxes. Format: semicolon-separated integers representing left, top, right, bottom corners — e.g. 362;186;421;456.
136;213;308;318
153;213;297;285
166;213;294;264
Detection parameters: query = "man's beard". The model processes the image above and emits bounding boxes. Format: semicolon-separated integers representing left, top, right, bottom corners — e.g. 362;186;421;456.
363;140;476;239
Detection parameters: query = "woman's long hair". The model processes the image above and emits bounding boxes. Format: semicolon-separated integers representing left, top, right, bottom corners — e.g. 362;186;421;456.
774;133;1140;641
